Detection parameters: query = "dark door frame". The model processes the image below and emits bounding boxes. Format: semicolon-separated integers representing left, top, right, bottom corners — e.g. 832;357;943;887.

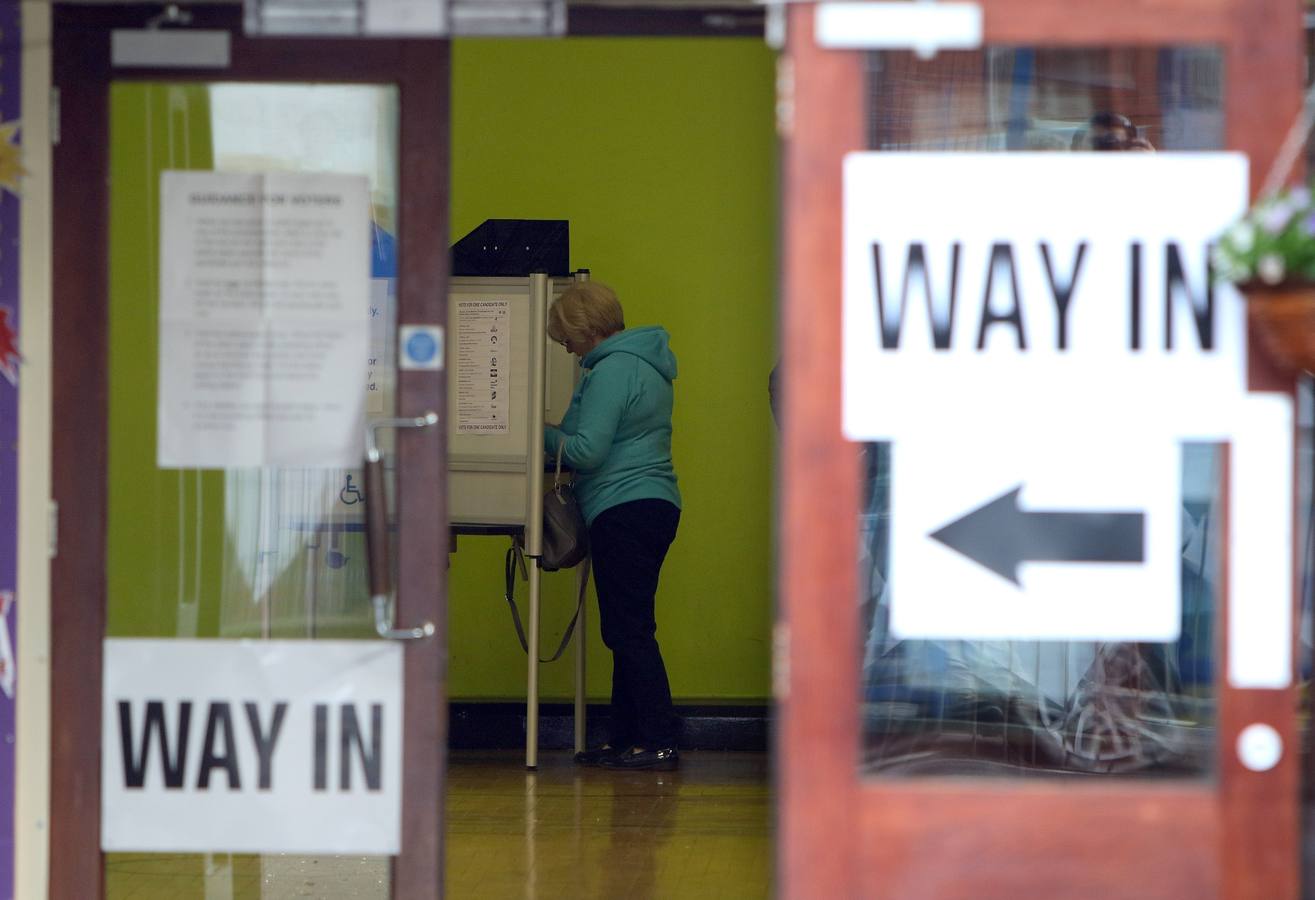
778;2;1304;897
50;5;449;897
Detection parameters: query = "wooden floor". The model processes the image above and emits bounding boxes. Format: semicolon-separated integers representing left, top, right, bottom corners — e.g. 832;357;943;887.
105;750;773;899
449;750;772;898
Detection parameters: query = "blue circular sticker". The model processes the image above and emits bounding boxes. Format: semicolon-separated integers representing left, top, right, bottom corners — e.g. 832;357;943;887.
406;331;438;365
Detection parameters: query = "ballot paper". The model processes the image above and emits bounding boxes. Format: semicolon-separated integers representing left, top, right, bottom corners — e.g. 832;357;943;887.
157;171;370;468
455;297;510;434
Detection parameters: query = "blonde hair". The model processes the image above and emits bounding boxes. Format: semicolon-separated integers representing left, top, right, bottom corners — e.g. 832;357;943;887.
547;281;625;346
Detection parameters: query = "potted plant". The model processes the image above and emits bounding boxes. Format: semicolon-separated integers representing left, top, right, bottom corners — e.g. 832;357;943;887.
1213;182;1315;372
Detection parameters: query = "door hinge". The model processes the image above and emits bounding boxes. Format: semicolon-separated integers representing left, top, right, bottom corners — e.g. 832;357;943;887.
47;500;58;559
50;87;59;147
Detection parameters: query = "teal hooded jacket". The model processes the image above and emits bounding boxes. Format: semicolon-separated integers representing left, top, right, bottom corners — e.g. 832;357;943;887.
544;325;682;526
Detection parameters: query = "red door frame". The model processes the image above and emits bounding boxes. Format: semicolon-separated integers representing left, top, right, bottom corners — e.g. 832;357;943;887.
777;2;1304;897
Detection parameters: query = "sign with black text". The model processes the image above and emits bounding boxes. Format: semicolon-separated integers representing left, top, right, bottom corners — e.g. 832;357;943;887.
844;154;1252;439
843;154;1293;670
102;639;402;854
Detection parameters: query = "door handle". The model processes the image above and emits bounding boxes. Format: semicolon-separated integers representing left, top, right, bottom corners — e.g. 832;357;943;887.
364;411;439;640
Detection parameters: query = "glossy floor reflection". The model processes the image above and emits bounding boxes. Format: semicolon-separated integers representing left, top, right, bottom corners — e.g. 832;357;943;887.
447;750;773;899
104;750;772;899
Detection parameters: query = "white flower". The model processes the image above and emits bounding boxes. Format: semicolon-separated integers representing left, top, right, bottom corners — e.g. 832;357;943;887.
1291;186;1312;209
1229;222;1256;253
1259;202;1295;234
1258;253;1286;285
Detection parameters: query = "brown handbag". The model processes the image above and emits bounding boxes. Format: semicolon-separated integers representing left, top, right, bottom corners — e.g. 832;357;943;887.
541;441;588;572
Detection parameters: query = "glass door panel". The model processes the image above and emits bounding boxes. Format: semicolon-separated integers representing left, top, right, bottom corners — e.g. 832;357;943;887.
855;48;1230;779
105;81;398;899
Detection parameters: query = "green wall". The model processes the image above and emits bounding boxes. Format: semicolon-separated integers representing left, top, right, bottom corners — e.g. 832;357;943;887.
449;38;778;701
107;83;229;639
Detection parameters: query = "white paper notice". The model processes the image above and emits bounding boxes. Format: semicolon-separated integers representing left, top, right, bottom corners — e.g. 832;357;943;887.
367;279;392;415
456;298;510;434
157;171;370;468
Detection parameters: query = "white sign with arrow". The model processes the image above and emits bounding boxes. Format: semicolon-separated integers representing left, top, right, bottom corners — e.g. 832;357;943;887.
891;435;1180;641
844;153;1293;656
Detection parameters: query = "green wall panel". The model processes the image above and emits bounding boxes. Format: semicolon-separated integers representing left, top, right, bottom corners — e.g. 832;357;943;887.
449;38;778;701
107;83;227;638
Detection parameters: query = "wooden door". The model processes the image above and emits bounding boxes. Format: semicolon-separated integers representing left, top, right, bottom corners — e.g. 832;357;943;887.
51;5;449;898
777;3;1304;897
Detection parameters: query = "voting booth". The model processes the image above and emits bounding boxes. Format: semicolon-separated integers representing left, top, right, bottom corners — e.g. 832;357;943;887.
448;268;588;768
447;274;578;531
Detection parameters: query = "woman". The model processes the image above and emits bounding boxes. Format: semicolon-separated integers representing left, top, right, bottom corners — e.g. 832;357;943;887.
544;281;682;771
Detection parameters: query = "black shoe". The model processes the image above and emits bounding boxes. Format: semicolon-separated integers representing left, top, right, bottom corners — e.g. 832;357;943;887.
573;745;620;766
599;746;679;771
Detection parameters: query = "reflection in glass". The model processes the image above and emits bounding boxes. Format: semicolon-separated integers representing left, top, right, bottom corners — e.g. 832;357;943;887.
861;444;1219;776
865;48;1222;153
209;84;400;640
857;49;1227;778
108;82;398;643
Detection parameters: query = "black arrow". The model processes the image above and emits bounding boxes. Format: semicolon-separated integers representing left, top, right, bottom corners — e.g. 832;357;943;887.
928;485;1144;586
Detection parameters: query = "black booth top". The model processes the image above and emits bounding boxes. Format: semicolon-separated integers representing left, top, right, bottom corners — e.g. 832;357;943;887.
451;219;569;278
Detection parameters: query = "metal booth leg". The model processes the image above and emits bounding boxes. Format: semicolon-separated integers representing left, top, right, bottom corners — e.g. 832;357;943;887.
574;559;587;753
526;559;541;769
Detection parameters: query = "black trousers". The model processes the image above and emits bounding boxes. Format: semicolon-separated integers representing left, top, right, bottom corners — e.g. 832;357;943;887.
588;498;681;749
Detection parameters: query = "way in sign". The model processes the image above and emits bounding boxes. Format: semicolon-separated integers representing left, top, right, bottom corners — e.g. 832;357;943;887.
929;484;1146;585
115;699;385;792
871;241;1214;352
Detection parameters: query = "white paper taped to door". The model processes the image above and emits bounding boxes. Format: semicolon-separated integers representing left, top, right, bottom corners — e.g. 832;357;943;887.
156;170;370;469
